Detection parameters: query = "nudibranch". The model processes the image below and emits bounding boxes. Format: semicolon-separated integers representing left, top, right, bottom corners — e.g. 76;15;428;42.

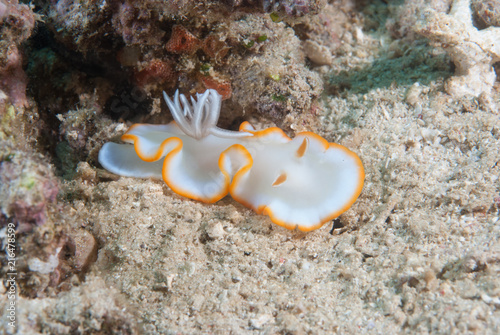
99;89;364;231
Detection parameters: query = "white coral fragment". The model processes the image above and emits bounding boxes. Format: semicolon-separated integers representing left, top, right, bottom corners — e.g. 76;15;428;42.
416;0;500;97
28;247;62;274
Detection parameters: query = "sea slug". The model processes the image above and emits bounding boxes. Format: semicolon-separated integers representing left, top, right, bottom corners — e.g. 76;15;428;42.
99;89;364;231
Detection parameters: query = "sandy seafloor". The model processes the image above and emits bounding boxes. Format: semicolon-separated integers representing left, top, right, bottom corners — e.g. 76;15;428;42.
1;1;500;335
10;83;500;334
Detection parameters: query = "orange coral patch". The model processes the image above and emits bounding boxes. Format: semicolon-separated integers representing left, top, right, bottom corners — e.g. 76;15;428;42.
200;75;232;100
135;59;176;87
166;25;201;54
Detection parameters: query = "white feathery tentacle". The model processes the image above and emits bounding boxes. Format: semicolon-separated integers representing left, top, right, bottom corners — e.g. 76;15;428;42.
189;96;197;117
162;89;253;140
206;91;220;128
173;90;182;112
193;90;210;138
210;126;254;138
180;94;192;118
163;91;194;137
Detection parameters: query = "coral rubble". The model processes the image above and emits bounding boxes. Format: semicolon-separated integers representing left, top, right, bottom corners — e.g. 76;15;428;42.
0;148;58;230
472;0;500;28
416;0;500;97
0;0;35;107
36;0;323;125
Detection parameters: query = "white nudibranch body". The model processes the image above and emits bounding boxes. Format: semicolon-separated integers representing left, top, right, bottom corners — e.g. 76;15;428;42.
99;89;364;231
